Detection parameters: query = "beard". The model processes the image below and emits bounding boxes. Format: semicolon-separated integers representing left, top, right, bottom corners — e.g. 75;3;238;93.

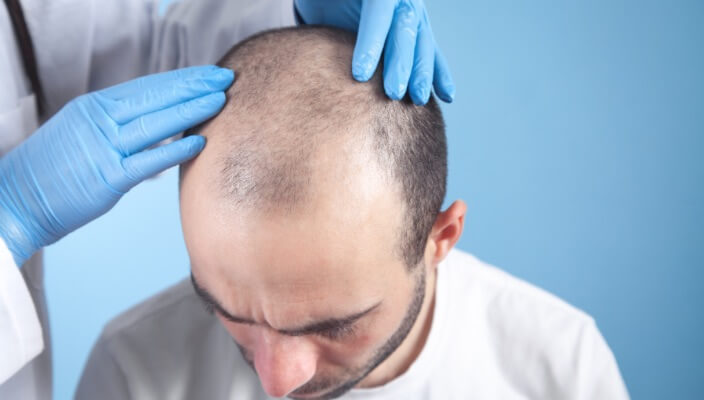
280;266;428;400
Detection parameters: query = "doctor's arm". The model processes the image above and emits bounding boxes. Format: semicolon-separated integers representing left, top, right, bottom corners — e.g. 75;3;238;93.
0;66;232;267
0;66;231;384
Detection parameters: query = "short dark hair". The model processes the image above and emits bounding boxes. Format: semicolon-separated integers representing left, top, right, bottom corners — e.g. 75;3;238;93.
184;26;447;269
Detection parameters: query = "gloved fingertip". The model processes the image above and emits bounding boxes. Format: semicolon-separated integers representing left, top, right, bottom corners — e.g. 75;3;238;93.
423;85;432;104
213;90;227;104
194;91;227;109
436;81;455;103
207;68;235;90
217;67;235;81
410;85;430;105
437;70;456;103
410;75;432;105
353;62;374;82
353;50;380;82
445;85;456;103
180;135;207;158
385;79;407;101
186;133;206;144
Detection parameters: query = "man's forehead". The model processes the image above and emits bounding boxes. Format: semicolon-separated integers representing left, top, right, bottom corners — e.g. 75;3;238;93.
188;233;387;304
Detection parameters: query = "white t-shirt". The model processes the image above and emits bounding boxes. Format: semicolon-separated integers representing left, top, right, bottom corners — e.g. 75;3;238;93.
75;249;630;399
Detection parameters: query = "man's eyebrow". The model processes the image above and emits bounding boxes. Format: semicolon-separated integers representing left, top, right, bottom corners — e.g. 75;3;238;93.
277;302;380;336
190;273;380;336
191;273;257;325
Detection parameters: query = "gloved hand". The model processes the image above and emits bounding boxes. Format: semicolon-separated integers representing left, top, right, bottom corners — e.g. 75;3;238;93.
294;0;455;105
0;65;233;266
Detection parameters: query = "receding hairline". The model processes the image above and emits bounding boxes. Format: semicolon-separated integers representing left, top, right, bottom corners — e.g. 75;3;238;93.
193;27;396;211
182;25;448;268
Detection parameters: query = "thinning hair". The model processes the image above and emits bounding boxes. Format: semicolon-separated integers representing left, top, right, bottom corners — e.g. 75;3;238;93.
184;26;447;269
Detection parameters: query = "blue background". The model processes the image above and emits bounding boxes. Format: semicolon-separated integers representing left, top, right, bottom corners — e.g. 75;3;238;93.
46;1;704;399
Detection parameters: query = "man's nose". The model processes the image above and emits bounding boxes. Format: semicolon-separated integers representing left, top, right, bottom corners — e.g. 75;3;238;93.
253;329;317;398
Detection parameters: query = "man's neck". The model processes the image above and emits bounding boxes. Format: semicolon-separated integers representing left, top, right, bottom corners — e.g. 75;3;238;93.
357;266;438;388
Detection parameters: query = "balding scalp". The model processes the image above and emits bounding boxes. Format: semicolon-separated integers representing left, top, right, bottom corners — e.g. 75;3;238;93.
185;26;446;268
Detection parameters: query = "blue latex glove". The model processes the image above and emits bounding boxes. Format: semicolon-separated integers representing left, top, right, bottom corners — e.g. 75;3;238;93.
294;0;455;105
0;65;234;266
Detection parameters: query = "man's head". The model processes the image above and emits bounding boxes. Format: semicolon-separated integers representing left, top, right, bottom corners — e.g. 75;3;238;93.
180;26;466;399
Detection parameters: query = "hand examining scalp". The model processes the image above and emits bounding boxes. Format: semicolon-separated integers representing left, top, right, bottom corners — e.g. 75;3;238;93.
0;0;454;267
0;66;233;266
294;0;455;105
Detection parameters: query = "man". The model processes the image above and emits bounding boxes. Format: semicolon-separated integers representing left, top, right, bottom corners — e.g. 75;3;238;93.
76;27;629;399
0;0;454;397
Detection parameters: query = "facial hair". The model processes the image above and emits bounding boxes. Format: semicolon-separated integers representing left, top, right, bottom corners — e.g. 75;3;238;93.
287;266;428;400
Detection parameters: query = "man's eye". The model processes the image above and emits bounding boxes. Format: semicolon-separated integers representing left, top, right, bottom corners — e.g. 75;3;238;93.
318;324;357;340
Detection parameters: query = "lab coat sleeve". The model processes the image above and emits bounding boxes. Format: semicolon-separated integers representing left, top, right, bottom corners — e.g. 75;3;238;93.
74;335;130;400
576;321;630;400
0;238;43;385
21;0;296;117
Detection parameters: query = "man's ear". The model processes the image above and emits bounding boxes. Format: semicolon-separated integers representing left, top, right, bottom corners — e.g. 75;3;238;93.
424;200;467;267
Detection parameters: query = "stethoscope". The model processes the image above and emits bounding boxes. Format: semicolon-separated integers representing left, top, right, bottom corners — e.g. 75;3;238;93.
4;0;46;116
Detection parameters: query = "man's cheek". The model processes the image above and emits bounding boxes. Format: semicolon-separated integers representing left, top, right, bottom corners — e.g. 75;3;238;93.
349;330;379;351
321;330;383;365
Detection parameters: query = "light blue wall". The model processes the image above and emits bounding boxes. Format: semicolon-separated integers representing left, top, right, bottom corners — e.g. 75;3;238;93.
46;1;704;399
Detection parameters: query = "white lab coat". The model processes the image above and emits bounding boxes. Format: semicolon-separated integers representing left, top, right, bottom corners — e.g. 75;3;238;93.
0;0;295;397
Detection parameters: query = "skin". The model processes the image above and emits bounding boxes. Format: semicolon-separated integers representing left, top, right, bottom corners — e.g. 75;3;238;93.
180;132;466;399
